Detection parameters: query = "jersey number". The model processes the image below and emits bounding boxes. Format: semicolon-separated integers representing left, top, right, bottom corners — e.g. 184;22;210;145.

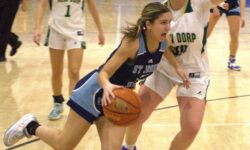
171;45;188;56
65;5;71;17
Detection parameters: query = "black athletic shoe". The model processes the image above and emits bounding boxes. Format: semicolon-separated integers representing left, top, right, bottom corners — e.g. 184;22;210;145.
0;57;7;62
10;41;22;56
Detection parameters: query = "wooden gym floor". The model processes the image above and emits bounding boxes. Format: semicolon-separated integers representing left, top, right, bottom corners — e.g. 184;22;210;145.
0;0;250;149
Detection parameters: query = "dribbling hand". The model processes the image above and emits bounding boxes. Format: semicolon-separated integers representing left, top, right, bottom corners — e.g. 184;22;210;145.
102;82;123;106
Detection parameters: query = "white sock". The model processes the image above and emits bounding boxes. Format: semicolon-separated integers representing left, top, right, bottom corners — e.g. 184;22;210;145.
124;143;135;150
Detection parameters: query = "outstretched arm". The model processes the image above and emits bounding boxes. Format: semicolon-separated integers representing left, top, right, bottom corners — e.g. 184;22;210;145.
206;5;222;38
87;0;105;46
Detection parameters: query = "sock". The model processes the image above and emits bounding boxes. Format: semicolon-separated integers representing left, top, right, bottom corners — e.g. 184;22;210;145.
229;55;236;63
26;121;40;135
124;143;135;150
53;95;65;104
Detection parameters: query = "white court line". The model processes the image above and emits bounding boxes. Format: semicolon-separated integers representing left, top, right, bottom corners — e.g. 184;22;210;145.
144;123;250;127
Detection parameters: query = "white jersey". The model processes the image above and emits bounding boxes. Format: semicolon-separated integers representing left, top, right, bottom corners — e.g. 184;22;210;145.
160;0;212;82
48;0;85;40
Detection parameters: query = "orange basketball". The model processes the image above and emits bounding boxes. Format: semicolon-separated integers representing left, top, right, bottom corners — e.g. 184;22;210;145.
103;88;142;126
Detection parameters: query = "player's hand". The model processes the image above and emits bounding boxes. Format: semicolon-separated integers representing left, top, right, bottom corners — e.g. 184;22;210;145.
102;82;123;106
176;67;191;89
33;30;41;46
213;6;221;17
98;32;105;46
241;17;246;28
222;2;229;10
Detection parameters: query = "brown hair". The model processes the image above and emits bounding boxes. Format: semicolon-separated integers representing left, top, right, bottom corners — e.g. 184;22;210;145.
122;2;170;41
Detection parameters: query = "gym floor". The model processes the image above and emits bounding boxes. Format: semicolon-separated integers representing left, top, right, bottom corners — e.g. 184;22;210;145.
1;0;250;149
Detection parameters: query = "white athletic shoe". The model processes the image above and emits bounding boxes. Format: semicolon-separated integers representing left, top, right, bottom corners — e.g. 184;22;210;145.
228;60;241;71
3;114;38;147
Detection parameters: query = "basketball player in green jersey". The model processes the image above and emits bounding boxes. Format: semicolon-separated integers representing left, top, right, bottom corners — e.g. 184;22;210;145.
207;0;246;71
33;0;105;120
122;0;229;150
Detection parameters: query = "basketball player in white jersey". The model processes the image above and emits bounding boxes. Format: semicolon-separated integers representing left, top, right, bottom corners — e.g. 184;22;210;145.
122;0;229;150
33;0;105;120
207;0;246;71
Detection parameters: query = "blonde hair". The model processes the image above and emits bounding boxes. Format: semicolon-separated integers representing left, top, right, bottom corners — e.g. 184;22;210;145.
122;2;170;41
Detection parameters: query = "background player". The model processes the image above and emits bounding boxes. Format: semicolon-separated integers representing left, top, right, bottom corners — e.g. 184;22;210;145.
207;0;246;71
33;0;105;120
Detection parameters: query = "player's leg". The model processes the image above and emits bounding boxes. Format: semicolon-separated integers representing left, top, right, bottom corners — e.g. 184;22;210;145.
169;78;208;150
96;117;126;150
123;85;163;150
49;48;65;120
0;2;19;61
123;68;175;150
48;28;66;120
67;47;83;95
50;48;65;96
36;109;91;149
169;97;206;150
8;32;22;56
226;11;241;71
4;109;91;150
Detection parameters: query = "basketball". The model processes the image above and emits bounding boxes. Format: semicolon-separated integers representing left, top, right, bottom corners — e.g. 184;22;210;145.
103;88;142;126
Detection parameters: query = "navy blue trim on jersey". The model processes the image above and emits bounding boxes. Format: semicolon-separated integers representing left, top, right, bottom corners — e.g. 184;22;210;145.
210;3;240;16
74;69;97;89
141;32;161;55
225;0;239;10
68;32;167;124
67;71;104;124
226;11;240;16
67;100;96;124
106;32;167;89
98;32;167;89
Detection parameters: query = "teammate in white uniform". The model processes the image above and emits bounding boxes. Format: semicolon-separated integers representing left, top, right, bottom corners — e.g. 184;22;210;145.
33;0;105;120
122;0;227;150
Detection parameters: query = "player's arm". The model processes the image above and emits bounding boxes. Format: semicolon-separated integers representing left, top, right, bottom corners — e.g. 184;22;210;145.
240;0;246;28
33;0;48;46
163;35;190;88
206;5;221;38
99;38;139;106
163;48;190;88
86;0;105;46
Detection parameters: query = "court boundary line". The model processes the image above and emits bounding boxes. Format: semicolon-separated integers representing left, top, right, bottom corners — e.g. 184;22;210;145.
144;123;250;127
155;94;250;111
5;138;40;150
